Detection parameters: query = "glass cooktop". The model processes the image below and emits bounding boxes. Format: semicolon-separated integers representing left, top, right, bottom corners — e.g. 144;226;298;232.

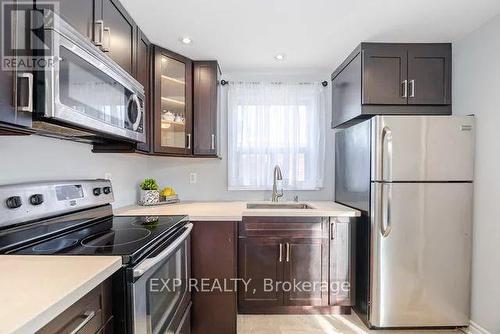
6;215;188;265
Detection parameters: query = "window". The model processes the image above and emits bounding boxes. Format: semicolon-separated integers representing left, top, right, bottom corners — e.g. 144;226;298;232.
227;83;326;190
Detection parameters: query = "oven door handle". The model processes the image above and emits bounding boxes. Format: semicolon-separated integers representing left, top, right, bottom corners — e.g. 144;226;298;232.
133;223;193;278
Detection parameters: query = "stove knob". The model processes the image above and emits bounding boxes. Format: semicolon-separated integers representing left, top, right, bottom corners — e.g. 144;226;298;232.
93;187;102;196
6;196;22;209
29;194;44;206
103;186;112;195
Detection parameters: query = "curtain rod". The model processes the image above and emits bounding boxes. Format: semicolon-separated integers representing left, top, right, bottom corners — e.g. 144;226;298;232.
220;79;328;87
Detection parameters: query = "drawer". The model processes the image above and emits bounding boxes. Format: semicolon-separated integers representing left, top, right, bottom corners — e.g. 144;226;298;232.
38;278;112;334
239;217;328;238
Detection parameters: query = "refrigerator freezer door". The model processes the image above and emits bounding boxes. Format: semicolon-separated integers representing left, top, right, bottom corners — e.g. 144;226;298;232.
371;116;475;182
369;182;472;328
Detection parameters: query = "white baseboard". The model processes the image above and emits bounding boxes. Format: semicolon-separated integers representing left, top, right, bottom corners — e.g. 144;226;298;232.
461;321;491;334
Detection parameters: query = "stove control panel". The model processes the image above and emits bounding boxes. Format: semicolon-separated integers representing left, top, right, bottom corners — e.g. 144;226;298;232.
0;179;114;229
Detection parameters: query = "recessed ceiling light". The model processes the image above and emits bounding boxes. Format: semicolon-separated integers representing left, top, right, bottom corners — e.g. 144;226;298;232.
274;53;286;61
180;36;192;45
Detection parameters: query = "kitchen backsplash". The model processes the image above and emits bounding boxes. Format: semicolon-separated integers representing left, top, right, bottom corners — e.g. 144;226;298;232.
0;136;149;208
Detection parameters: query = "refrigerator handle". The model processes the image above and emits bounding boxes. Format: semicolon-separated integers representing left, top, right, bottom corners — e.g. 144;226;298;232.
381;184;392;237
381;126;393;181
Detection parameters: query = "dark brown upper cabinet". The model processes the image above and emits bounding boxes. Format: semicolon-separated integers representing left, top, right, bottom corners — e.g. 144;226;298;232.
331;43;452;128
193;61;220;157
135;29;152;153
407;44;451;105
362;44;408;105
153;46;193;156
54;0;95;41
0;48;32;135
55;0;136;76
0;0;33;135
97;0;136;75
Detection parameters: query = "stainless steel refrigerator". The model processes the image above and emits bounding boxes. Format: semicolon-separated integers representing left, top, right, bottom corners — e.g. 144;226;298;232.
335;115;474;328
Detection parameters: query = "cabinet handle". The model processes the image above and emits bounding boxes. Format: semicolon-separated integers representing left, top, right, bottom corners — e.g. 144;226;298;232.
69;311;96;334
94;20;104;46
102;27;111;52
409;79;415;98
279;243;282;262
211;134;215;150
186;133;191;149
17;72;33;113
402;80;408;98
286;243;290;262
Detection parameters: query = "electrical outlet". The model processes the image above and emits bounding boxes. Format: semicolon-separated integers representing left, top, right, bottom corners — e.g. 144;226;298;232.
189;173;197;184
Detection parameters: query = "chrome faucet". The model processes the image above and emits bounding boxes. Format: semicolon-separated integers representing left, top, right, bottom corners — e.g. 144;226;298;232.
272;165;284;202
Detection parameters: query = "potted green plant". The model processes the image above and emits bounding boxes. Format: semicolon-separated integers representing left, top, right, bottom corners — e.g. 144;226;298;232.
139;178;160;205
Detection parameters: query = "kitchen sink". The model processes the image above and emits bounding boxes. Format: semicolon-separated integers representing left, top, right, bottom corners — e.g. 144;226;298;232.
246;203;314;210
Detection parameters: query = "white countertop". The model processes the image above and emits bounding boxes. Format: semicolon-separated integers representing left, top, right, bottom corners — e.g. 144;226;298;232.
114;201;360;221
0;256;122;334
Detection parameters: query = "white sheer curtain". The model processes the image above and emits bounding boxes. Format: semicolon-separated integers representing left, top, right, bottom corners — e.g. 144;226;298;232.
227;82;326;190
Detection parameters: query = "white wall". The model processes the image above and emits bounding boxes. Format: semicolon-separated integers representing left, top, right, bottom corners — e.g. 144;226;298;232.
148;71;335;202
453;14;500;334
0;72;334;206
0;136;149;207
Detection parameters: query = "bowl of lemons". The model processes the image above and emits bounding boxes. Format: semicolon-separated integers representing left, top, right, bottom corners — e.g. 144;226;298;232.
160;187;179;204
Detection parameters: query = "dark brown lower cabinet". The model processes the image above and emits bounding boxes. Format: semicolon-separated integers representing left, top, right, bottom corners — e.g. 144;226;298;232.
285;238;328;306
238;238;284;308
329;217;356;307
38;278;113;334
238;217;332;314
191;221;237;334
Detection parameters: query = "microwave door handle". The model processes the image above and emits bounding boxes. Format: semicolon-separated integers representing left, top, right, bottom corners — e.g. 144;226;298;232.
133;223;193;278
129;94;142;131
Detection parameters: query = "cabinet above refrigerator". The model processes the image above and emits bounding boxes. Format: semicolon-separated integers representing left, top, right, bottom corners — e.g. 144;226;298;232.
330;43;452;129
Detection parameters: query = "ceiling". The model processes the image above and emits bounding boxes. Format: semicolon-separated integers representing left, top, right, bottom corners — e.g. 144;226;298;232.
120;0;500;74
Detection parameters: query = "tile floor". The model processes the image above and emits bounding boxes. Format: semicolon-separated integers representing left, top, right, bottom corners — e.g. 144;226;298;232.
237;314;464;334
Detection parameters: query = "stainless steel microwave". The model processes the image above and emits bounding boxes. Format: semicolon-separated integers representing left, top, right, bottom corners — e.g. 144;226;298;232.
27;11;146;143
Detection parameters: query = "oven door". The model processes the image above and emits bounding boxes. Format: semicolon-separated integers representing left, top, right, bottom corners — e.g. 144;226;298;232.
39;13;146;143
130;223;192;334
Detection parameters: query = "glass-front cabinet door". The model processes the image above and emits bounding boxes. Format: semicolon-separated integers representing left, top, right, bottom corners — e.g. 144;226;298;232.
153;47;192;155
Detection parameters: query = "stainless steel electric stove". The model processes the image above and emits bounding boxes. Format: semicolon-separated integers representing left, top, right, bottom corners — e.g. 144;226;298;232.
0;179;192;334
